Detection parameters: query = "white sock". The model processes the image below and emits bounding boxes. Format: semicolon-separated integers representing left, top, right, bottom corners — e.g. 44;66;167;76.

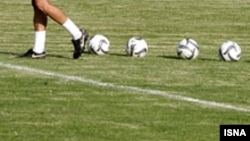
62;18;82;40
33;31;46;54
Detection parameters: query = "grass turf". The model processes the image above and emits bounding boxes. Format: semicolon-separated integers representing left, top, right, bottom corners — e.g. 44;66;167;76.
0;0;250;141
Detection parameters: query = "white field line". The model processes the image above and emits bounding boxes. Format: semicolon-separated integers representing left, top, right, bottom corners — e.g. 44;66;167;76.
1;62;250;112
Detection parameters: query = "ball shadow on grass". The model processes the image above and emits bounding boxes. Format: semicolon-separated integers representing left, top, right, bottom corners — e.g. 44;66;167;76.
158;55;220;62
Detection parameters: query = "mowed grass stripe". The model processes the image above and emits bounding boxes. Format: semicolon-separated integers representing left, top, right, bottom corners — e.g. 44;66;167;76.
1;62;249;112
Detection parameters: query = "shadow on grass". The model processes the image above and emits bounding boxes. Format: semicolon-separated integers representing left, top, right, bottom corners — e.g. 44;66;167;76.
158;55;223;62
1;51;250;63
0;51;72;59
0;51;20;56
158;55;182;60
109;53;128;57
198;57;220;62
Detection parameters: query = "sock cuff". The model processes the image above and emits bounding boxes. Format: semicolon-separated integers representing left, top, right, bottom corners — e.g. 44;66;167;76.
62;18;82;40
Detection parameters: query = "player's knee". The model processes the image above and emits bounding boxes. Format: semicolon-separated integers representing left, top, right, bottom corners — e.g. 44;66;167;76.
32;0;49;13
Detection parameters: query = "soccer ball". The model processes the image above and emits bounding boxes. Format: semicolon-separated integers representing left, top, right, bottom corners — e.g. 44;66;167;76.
125;36;148;57
218;41;241;61
176;38;199;60
87;34;110;55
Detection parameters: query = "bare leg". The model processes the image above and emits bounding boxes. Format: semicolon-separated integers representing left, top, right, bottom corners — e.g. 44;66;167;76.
22;0;88;59
32;0;67;25
32;0;82;40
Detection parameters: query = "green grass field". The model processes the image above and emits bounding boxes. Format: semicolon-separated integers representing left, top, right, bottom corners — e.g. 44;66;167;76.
1;0;250;141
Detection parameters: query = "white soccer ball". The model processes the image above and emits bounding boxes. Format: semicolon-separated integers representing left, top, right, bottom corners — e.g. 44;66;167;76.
218;41;241;61
125;36;148;57
87;34;110;55
176;38;199;60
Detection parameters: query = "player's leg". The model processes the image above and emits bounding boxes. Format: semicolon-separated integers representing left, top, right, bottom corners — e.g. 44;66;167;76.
33;0;88;59
20;0;47;58
32;0;47;56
